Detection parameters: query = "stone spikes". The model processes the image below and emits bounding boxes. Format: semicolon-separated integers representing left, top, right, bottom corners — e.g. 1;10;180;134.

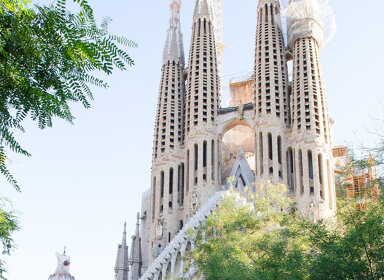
129;213;143;280
163;0;185;65
114;223;129;280
193;0;212;22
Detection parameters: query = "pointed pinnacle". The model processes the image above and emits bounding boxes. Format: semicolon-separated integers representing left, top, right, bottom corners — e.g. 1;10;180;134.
193;0;212;22
163;0;184;65
121;222;127;246
258;0;280;8
136;213;140;229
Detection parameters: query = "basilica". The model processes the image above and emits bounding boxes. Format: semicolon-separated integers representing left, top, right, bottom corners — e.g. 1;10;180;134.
114;0;338;279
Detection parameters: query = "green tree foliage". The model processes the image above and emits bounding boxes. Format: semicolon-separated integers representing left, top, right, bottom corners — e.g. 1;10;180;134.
0;0;136;277
306;197;384;280
192;183;311;280
192;180;384;280
0;197;18;279
0;0;137;190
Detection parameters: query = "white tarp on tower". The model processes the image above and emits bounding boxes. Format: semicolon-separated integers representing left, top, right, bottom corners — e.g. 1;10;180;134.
285;0;336;49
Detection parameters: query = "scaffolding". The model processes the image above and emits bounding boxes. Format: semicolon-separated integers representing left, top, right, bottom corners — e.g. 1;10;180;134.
333;146;379;203
210;0;225;91
285;0;336;49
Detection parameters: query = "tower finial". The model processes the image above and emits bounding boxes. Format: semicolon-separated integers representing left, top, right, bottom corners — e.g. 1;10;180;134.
162;0;184;65
193;0;212;22
135;213;140;233
115;222;129;280
169;0;181;27
129;213;143;279
122;222;127;246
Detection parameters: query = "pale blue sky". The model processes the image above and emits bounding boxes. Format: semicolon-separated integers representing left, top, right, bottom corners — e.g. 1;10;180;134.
1;0;383;279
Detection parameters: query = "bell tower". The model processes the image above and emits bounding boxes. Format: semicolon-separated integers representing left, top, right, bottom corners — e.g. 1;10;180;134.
183;0;221;211
287;0;336;219
149;0;186;264
254;0;290;186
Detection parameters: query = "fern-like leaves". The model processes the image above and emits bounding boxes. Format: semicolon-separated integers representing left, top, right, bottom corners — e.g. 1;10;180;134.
0;0;137;190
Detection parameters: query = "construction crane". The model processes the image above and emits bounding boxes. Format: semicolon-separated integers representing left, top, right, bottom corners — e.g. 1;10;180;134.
210;0;225;90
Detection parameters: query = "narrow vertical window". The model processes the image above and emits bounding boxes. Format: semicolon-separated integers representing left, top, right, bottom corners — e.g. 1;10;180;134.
203;141;207;167
277;136;282;164
259;132;264;175
318;154;324;199
308;150;314;194
268;133;273;160
186;150;190;193
152;177;156;220
181;163;185;205
308;150;313;179
169;168;173;194
318;154;323;184
287;148;294;191
160;171;164;198
255;136;258;176
211;140;215;180
299;150;303;194
194;144;198;171
177;165;181;204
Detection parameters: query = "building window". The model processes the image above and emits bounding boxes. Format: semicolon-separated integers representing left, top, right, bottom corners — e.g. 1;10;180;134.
268;133;273;160
160;171;164;198
308;150;313;179
203;141;207;168
259;132;264;175
194;144;198;171
186;150;190;193
211;140;215;180
169;168;173;194
277;136;282;164
318;154;324;200
152;177;156;220
299;150;304;195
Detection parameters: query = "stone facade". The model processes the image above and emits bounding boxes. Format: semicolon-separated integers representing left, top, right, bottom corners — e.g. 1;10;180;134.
115;0;338;279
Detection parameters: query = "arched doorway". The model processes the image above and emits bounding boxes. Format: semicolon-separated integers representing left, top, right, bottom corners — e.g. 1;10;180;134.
221;120;255;184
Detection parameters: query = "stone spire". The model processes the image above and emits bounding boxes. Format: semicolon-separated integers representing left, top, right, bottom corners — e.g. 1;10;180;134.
163;0;184;65
48;252;75;280
253;0;289;186
152;0;185;161
193;0;212;22
287;0;336;219
183;0;220;212
129;213;143;280
150;0;187;265
114;223;129;280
